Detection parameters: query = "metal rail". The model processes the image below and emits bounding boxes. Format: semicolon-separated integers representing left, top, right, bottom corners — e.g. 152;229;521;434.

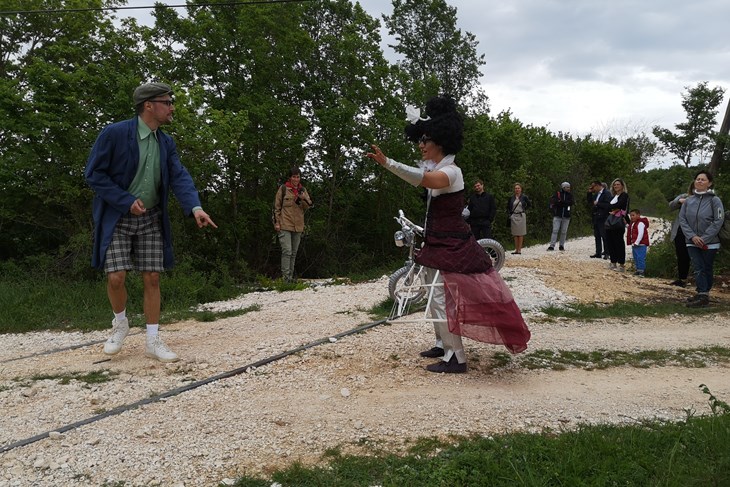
0;318;387;454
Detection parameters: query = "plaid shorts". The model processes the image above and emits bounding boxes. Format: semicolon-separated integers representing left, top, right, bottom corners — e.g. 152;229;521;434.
104;207;164;273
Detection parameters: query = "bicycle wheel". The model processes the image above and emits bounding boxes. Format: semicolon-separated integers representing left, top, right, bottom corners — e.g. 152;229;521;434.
388;264;427;306
477;238;506;272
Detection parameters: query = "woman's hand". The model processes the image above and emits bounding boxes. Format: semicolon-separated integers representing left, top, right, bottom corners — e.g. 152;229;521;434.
366;144;387;166
691;235;706;248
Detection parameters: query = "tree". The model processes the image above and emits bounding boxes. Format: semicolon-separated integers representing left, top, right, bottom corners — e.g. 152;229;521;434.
0;0;144;265
383;0;486;105
652;82;725;168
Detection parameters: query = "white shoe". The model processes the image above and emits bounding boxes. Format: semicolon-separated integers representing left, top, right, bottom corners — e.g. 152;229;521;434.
145;335;179;362
103;318;129;355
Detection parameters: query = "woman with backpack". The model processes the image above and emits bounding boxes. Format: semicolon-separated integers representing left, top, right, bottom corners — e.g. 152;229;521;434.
273;167;313;282
678;170;724;308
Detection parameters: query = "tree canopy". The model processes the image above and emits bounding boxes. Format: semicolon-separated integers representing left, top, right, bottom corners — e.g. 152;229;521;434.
652;82;726;168
0;0;701;280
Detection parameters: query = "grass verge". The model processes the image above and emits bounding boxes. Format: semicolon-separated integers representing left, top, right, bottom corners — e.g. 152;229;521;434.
491;346;730;371
0;274;248;333
230;387;730;486
541;299;730;320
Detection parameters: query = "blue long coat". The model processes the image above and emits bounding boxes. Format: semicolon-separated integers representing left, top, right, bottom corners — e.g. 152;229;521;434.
85;117;202;270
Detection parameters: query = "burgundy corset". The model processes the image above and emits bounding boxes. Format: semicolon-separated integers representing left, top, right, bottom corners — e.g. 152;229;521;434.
414;190;492;273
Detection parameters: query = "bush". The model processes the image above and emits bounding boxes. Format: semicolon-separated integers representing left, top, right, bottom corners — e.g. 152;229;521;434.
646;231;678;279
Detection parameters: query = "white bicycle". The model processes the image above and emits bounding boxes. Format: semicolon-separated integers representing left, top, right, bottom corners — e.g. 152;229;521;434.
387;210;505;315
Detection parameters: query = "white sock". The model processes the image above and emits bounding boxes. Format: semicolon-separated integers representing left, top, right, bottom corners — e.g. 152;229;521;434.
146;324;159;337
114;309;126;322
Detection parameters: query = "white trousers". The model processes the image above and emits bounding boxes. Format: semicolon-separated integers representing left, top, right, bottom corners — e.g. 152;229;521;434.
424;267;466;363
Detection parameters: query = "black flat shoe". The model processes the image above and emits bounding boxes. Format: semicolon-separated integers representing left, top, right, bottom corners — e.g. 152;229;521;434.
670;280;686;287
425;356;467;374
511;251;521;255
589;254;601;258
419;346;444;358
686;295;709;308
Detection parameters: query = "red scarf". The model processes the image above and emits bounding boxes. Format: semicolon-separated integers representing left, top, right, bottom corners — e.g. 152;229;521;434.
285;181;301;198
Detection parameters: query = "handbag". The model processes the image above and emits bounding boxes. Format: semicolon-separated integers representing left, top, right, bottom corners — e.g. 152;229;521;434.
604;213;626;231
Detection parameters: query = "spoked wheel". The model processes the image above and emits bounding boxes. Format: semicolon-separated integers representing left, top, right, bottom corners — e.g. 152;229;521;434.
478;238;506;272
388;264;428;307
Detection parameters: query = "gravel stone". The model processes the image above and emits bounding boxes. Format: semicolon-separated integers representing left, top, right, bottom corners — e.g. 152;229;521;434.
1;229;729;486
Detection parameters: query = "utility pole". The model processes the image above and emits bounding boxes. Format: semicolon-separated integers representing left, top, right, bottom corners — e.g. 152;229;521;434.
708;97;730;176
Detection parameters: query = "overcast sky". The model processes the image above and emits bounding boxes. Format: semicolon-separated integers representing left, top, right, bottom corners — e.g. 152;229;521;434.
123;0;730;143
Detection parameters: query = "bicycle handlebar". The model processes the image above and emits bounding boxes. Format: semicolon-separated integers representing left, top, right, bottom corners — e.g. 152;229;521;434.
394;209;423;234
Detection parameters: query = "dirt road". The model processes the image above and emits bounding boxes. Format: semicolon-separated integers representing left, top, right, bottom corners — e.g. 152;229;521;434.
1;234;729;486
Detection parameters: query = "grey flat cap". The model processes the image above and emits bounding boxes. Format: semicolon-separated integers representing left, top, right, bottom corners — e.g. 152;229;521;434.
133;82;173;105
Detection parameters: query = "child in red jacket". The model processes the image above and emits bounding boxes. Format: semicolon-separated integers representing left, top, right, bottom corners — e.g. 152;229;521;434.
627;209;650;276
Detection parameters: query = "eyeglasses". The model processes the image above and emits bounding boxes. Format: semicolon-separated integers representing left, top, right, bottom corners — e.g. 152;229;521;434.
148;99;174;106
418;135;432;144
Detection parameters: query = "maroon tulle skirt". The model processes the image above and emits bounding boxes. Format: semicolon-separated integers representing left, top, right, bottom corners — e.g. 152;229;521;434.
442;268;530;354
413;189;530;354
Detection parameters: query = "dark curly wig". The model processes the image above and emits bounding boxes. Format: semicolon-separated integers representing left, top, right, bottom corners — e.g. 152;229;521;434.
404;95;464;155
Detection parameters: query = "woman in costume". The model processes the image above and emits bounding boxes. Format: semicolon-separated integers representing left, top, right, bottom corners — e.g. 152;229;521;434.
366;95;530;373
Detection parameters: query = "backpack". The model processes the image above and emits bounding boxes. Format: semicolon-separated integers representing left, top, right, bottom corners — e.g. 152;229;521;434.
548;192;558;214
720;214;730;243
709;196;730;244
271;184;285;228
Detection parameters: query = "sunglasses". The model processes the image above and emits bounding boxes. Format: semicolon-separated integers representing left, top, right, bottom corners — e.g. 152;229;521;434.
418;134;432;144
148;99;174;106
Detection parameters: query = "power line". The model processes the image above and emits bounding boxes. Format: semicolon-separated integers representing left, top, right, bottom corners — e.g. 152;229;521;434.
0;0;314;16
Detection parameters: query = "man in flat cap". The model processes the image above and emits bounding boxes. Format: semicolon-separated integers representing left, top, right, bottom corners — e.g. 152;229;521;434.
85;82;217;363
547;181;573;251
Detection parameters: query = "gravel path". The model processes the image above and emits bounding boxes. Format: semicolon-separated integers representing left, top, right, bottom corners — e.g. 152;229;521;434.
1;231;730;486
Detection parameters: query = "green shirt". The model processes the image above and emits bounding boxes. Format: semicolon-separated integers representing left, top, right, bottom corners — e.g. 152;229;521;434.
128;117;161;209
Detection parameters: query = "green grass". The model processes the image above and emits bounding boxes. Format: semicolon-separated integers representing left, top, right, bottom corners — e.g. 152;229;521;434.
230;387;730;486
23;370;119;385
0;274;248;333
541;299;730;320
510;346;730;371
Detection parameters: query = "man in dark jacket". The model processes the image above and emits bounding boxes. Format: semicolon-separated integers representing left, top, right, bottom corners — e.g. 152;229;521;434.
466;179;497;239
547;182;574;251
587;180;612;258
85;82;217;363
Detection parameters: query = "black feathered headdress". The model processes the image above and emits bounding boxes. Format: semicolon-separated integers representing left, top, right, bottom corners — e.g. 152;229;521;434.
404;95;464;155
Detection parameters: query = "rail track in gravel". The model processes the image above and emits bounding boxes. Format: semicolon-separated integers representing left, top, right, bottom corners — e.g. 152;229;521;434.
0;318;388;454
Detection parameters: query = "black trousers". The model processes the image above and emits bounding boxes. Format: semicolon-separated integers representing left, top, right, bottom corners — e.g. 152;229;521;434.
593;218;608;255
470;223;493;240
605;227;626;264
674;230;690;280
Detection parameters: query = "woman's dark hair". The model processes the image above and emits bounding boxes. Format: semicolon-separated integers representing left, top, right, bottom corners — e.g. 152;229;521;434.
694;170;713;183
404;95;464;155
690;170;713;194
288;166;301;178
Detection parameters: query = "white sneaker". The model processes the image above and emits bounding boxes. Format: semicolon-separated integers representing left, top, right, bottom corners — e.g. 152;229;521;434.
103;318;129;355
145;335;179;362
